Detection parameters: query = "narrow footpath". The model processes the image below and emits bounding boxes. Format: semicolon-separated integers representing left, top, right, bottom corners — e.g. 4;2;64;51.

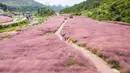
55;18;119;73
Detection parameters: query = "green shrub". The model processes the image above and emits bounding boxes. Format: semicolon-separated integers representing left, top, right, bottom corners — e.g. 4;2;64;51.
73;12;82;16
121;17;130;23
86;11;93;17
108;60;120;70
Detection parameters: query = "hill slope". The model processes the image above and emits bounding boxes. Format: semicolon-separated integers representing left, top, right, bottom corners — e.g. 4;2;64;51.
60;0;102;13
49;5;68;12
0;0;45;11
60;0;130;23
85;0;130;23
0;0;44;7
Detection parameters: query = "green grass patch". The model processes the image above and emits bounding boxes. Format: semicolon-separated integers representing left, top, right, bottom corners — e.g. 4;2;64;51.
64;58;77;67
77;44;86;48
108;60;120;70
64;58;86;67
44;31;55;35
0;35;13;40
32;16;45;24
0;19;29;33
72;12;82;16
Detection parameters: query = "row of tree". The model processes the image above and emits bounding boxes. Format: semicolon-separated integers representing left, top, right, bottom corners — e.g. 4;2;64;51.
35;8;55;17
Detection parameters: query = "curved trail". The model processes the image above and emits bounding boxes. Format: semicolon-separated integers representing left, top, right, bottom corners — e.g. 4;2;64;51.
55;19;119;73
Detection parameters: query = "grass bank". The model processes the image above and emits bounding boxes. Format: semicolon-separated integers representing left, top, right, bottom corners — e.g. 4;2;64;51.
0;19;29;33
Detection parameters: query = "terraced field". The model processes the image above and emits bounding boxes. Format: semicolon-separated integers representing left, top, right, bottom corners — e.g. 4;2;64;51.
0;16;99;73
0;16;130;73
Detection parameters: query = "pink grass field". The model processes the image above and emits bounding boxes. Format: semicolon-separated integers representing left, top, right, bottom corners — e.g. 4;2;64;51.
0;16;98;73
0;16;13;23
61;16;130;73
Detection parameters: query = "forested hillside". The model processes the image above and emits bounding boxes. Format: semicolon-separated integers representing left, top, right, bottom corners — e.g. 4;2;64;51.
60;0;102;13
86;0;130;23
60;0;130;23
0;0;44;7
0;0;45;12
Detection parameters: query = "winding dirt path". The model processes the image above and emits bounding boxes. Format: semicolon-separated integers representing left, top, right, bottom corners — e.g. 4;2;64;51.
55;18;119;73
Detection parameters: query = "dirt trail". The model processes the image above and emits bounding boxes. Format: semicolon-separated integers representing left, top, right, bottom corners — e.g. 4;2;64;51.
55;18;119;73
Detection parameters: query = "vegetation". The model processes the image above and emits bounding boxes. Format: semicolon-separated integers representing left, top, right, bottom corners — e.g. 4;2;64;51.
32;15;45;24
0;0;43;7
108;60;120;70
0;35;13;40
0;3;11;11
60;0;102;13
49;5;68;12
60;0;130;23
36;8;55;17
0;2;55;33
33;7;55;24
0;0;45;12
0;0;67;12
0;19;29;33
87;0;130;23
9;6;44;12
